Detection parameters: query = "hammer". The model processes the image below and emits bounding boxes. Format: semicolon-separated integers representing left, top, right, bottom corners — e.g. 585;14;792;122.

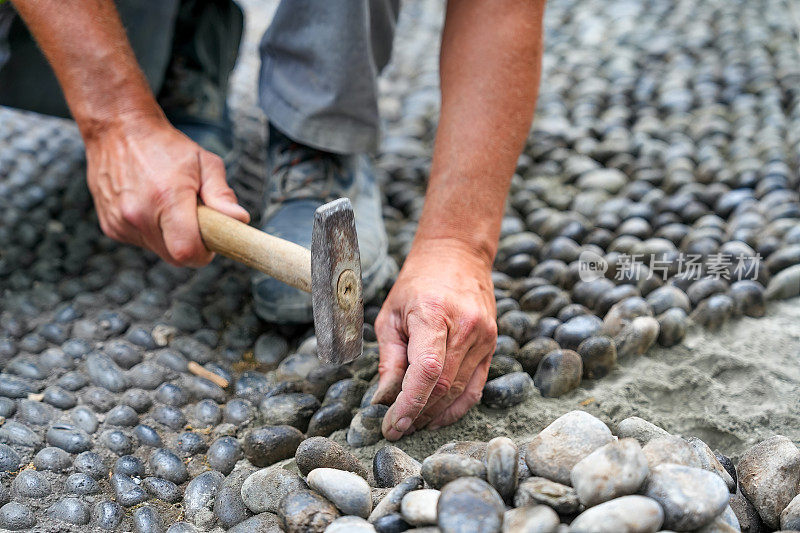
196;198;364;365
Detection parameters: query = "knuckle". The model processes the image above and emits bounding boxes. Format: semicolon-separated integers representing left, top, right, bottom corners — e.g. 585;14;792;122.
465;389;483;406
431;377;452;398
449;382;466;399
120;202;144;227
415;354;444;383
170;241;200;265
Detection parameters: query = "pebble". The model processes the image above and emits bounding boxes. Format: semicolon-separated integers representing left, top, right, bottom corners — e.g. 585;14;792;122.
374;445;422;488
517;337;560;375
421;454;487;489
373;512;410;533
150;448;188;484
207;436;242;475
0;444;20;472
0;420;42;448
533;349;583;397
486;437;519;502
613;316;659;358
642;436;702;468
0;502;35;530
184;470;224;522
570;438;649;507
687;437;736;492
576;335;617;379
135;424;163;447
241;466;307;514
569;495;664;533
524;410;613;484
152;404;187;429
514;476;580;514
47;497;90;525
65;472;101;495
102;429;134;455
736;435;800;529
279;488;340;533
308;467;373;517
502;505;559;533
143;476;182;502
656;308;688;347
110;473;150;507
780;493;800;530
12;468;51;498
228;513;282;533
85;351;129;391
615;417;670;445
107;404;139;426
326;516;377;533
94;500;125;530
114;455;145;477
308;402;354;436
554;315;604;350
437;477;505;533
348;404;389;447
296;436;370;479
74;450;108;479
642;463;730;530
260;392;321;431
243;425;305;467
133;505;165;533
34;446;71;472
370;475;424;522
401;489;440;526
482;371;535;408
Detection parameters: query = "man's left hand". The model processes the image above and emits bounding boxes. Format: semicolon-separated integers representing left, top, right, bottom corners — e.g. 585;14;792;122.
371;239;498;441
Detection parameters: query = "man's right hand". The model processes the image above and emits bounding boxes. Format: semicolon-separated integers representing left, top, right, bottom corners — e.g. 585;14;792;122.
85;114;250;267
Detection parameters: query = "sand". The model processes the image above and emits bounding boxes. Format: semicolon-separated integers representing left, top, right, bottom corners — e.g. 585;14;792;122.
333;297;800;464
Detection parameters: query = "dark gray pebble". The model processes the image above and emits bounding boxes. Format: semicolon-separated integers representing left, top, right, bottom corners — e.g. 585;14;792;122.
150;448;188;484
74;450;108;479
421;454;487;489
94;500;124;530
47;423;91;453
102;429;135;455
33;446;71;472
0;444;20;472
47;497;90;525
279;489;340;533
0;502;35;530
436;477;505;533
133;505;165;533
12;468;51;498
152;404;187;430
482;372;535;408
307;401;353;437
259;392;320;432
533;349;583;397
115;455;146;477
347;404;389;448
207;436;242;475
243;425;304;467
65;472;100;495
176;431;206;456
134;424;163;447
142;477;182;503
576;335;617;379
110;473;150;507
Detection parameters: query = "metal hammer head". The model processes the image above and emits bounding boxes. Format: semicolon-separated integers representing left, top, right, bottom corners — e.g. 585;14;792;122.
311;198;364;364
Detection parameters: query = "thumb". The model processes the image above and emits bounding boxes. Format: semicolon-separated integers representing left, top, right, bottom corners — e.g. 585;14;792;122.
198;151;250;223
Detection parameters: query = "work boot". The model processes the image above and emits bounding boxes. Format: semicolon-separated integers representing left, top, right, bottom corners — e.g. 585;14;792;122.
252;123;397;324
157;0;243;161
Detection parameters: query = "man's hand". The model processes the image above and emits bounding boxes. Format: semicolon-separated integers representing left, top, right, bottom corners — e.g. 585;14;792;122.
85;114;249;267
372;240;497;440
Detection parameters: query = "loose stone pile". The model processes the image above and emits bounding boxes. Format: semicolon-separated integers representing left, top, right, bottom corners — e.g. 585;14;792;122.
0;0;799;530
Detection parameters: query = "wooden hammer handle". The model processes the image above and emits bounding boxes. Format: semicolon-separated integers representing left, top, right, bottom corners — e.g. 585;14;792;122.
197;205;312;293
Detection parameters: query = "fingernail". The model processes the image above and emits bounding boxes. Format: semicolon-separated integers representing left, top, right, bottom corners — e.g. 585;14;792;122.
394;417;412;433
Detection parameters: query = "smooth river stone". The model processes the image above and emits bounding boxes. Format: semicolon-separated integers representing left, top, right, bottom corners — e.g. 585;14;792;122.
437;477;505;533
736;435;800;529
242;425;304;467
642;464;729;530
514;476;580;514
502;505;559;533
307;468;372;518
576;335;617;379
295;436;369;479
401;489;440;526
369;475;424;523
482;372;535;408
780;493;800;530
373;445;422;488
524;410;613;485
570;438;648;507
486;436;518;502
241;466;307;514
687;437;736;492
615;416;670;445
533;349;583;398
325;516;376;533
569;495;664;533
278;489;339;533
613;316;659;358
642;436;702;468
421;454;486;490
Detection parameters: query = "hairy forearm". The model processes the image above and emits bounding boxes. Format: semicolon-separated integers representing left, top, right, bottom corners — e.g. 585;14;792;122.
11;0;162;139
414;0;545;266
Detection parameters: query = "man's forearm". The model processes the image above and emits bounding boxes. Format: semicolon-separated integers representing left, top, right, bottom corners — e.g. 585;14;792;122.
413;0;545;266
11;0;162;139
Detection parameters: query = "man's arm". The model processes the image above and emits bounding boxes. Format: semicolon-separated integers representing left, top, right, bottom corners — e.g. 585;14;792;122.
374;0;545;439
11;0;249;265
